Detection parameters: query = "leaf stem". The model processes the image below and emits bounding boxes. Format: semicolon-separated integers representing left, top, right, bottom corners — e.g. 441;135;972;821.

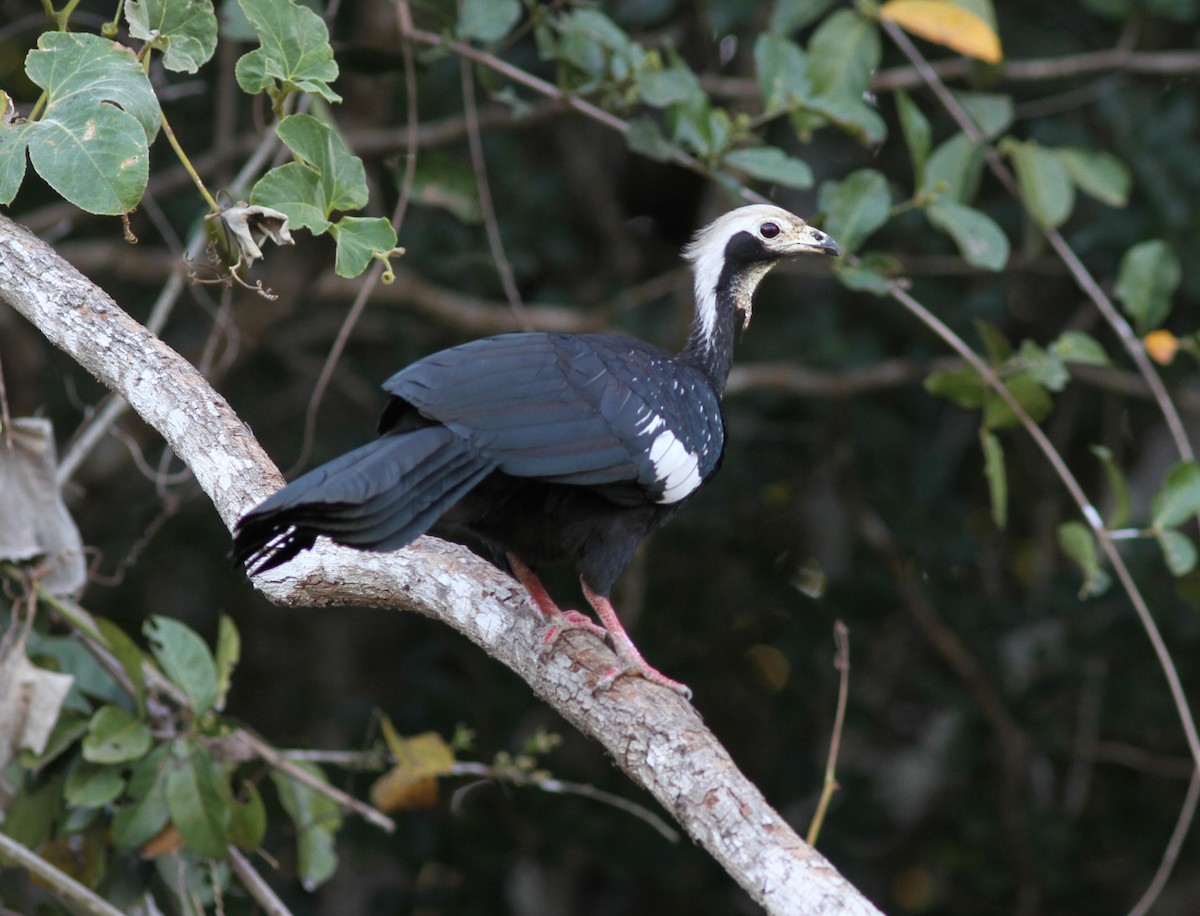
159;109;221;214
807;621;850;847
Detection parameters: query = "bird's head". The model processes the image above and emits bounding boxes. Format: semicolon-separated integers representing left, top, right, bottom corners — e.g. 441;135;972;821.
685;204;840;333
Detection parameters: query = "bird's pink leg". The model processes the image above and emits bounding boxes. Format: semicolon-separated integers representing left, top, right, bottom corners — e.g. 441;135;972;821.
581;581;692;699
506;554;608;647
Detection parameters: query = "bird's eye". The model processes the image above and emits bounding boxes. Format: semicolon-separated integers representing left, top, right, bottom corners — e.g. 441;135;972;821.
760;222;780;239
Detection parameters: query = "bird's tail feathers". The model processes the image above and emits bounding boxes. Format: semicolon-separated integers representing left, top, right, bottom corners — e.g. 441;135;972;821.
233;428;494;574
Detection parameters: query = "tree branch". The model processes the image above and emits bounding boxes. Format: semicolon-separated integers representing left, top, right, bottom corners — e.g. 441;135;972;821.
0;215;882;914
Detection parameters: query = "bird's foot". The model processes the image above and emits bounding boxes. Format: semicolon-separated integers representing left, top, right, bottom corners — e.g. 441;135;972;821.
539;610;610;655
594;660;692;700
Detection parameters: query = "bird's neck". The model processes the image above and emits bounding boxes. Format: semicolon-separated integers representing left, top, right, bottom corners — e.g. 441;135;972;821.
679;261;777;394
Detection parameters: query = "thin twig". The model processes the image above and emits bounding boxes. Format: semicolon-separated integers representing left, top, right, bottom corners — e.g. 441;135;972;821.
227;847;294;916
1127;771;1200;916
807;621;850;847
460;56;534;331
0;832;126;916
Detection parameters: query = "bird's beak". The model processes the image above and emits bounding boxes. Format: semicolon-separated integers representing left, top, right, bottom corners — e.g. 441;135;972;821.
797;225;841;258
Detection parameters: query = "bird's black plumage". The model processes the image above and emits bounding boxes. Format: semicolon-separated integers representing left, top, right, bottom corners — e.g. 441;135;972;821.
233;205;839;694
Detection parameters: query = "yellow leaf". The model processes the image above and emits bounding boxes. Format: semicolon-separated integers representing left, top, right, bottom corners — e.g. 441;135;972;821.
880;0;1003;64
371;721;456;813
1144;330;1180;365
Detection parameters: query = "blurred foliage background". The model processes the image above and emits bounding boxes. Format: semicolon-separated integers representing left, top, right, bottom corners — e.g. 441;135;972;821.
3;0;1200;913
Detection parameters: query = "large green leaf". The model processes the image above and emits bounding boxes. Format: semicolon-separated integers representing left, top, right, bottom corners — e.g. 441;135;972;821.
954;91;1013;140
1055;147;1131;207
723;146;813;189
818;169;890;253
235;0;341;102
82;704;151;764
126;0;218;73
1152;461;1200;529
20;31;161;213
330;216;398;278
275;113;368;213
921;133;984;203
271;763;343;891
166;744;230;858
145;616;219;716
926;199;1009;270
754;33;809;112
808;10;879;105
1006;140;1075;229
112;745;172;849
65;759;126;808
1114;239;1181;333
457;0;521;43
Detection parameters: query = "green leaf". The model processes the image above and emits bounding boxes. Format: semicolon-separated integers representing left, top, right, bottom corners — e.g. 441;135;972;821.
145;616;219;715
407;151;481;222
1152;461;1200;528
769;0;838;33
1114;239;1181;333
980;429;1007;529
954;91;1013;140
1051;330;1110;366
457;0;521;43
926;199;1009;270
113;744;171;849
228;782;267;850
235;0;341;103
1090;445;1130;529
754;33;809;112
803;91;887;146
808;10;880;107
271;762;342;891
925;363;985;409
984;373;1052;429
1058;521;1110;598
1157;528;1198;576
1055;147;1131;207
921;133;984;204
817;168;890;254
723;146;813;189
833;252;899;296
214;615;240;712
0;117;29;205
250;163;330;233
275;113;368;213
166;744;230;858
1017;340;1069;392
896;90;931;184
65;759;126;808
1006;140;1075;229
974;317;1012;362
21;32;161;213
637;66;702;108
329;216;398;278
25;32;161;140
625;117;675;163
82;704;151;764
95;617;147;718
126;0;218;73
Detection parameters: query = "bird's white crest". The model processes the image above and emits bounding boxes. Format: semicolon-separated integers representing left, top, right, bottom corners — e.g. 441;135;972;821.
683;204;836;346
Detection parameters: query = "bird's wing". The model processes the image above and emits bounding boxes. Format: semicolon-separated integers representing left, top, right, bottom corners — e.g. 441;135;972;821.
381;333;725;505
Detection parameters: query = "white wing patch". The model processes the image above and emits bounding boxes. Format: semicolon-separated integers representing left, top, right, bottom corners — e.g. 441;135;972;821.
648;428;703;504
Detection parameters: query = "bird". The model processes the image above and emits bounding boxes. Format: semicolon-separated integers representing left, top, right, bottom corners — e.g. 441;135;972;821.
233;204;840;697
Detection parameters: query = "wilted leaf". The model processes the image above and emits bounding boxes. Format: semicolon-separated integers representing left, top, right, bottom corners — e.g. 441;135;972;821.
0;646;74;773
1144;330;1181;366
371;723;456;813
216;203;294;263
1152;462;1200;529
1115;240;1181;334
880;0;1003;63
145;616;219;716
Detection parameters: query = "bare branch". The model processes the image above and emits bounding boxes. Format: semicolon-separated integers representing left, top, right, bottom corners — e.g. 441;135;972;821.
0;215;881;915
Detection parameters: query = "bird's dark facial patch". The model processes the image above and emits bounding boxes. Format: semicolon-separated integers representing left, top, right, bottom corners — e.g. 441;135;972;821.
724;229;776;264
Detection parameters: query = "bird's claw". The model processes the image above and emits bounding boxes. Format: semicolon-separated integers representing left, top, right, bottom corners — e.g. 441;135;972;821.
593;662;692;700
538;610;610;656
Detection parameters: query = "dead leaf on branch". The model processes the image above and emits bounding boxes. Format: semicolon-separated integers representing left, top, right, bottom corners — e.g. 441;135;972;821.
880;0;1003;64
